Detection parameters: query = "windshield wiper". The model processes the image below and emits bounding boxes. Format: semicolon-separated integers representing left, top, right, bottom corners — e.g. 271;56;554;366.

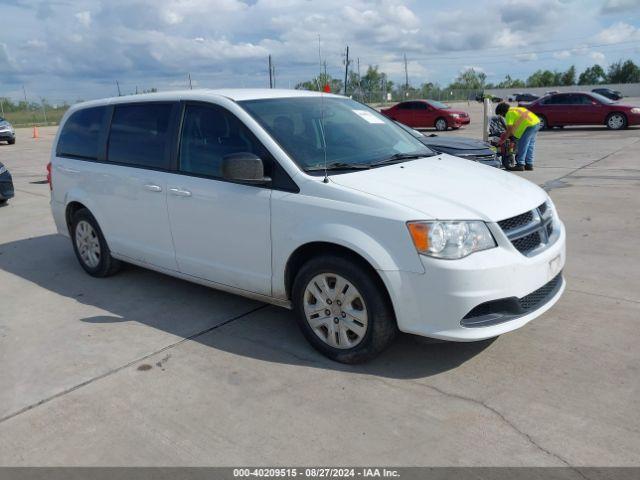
305;162;372;172
371;151;434;166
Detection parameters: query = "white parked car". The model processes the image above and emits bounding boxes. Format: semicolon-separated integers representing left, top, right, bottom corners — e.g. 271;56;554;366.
49;89;566;363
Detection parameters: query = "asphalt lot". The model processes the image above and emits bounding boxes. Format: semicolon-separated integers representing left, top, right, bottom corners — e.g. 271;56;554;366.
1;102;639;467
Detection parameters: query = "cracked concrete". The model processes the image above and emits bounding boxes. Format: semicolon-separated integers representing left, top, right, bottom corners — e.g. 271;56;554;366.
1;104;640;466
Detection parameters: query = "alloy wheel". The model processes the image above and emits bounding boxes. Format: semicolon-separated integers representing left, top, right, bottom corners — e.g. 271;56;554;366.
435;119;447;131
303;273;368;349
607;114;624;130
75;220;101;268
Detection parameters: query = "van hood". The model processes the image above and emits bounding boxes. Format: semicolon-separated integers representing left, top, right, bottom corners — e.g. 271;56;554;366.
330;154;547;221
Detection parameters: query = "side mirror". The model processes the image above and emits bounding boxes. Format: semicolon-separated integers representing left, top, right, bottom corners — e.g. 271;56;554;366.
222;153;271;185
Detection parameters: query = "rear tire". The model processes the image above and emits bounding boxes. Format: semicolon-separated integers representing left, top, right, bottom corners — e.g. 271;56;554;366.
435;117;448;131
70;208;121;277
292;254;397;364
0;199;7;206
606;113;627;130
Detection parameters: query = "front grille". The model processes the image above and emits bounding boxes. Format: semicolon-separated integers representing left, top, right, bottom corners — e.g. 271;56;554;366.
498;202;554;256
461;272;563;327
519;273;562;311
512;231;542;254
498;211;534;231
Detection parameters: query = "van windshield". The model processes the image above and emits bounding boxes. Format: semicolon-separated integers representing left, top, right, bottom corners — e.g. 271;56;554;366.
239;97;434;172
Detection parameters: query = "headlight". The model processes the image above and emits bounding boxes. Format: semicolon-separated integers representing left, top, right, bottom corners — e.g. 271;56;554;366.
631;108;640;114
407;221;496;259
449;113;460;118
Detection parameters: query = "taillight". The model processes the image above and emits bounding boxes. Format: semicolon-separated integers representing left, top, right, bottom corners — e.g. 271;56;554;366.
46;162;52;191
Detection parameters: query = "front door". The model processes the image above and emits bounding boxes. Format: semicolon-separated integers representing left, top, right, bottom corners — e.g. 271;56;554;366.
166;103;272;296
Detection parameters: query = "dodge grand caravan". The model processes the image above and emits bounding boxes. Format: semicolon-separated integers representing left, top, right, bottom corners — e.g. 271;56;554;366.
50;89;566;363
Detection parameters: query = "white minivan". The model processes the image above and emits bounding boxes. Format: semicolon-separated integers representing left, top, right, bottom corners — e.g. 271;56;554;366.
50;89;566;363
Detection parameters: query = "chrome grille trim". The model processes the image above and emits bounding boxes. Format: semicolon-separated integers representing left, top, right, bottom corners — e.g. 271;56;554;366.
498;202;555;256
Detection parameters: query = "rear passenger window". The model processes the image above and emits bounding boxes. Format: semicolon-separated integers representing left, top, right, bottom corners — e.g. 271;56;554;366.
178;104;269;179
108;103;173;169
57;107;107;159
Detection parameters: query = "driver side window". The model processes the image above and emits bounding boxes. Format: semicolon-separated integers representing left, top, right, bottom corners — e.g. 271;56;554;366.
179;104;269;179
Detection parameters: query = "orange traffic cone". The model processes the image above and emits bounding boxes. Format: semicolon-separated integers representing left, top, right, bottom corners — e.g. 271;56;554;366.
32;126;40;139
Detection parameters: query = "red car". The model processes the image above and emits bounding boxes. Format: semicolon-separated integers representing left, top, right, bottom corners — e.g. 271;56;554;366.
521;92;640;130
381;99;470;131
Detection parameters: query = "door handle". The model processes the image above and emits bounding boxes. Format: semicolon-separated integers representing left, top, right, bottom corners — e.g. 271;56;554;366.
143;184;162;192
169;187;192;197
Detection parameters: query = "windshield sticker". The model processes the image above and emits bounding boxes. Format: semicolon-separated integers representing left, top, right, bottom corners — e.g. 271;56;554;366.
353;109;385;124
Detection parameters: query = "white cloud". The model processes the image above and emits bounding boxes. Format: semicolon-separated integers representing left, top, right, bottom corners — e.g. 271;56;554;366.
601;0;640;13
75;11;92;28
595;22;640;44
591;51;606;63
514;53;538;62
553;50;571;59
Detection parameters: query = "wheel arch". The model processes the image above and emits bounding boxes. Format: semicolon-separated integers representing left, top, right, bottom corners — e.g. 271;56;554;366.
605;111;628;128
283;242;394;310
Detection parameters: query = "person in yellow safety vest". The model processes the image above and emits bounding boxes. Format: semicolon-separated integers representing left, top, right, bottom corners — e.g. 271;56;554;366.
495;102;541;172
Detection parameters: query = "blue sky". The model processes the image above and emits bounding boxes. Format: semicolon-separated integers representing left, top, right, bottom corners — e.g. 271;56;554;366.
1;0;639;103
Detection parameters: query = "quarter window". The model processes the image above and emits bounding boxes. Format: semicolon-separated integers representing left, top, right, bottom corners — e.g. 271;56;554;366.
57;107;108;159
178;104;269;178
107;103;173;169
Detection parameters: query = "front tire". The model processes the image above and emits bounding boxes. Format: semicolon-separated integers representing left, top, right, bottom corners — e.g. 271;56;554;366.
435;118;448;131
292;254;397;364
8;138;15;145
606;113;627;130
70;208;121;277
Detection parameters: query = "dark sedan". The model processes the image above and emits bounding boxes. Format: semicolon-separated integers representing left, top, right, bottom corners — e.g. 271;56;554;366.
395;122;501;168
592;88;623;101
0;162;15;205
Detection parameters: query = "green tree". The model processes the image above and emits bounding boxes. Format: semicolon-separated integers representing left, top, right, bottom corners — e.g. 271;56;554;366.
561;66;576;86
526;69;559;87
606;59;640;84
578;64;607;85
448;68;487;90
496;75;526;89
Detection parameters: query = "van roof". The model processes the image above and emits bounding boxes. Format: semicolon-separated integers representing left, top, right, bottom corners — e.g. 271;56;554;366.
71;88;342;110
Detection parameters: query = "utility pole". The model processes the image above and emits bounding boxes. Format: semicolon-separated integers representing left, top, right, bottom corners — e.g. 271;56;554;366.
343;45;350;96
22;85;28;106
115;80;121;96
268;55;273;88
41;98;47;124
0;97;4;117
403;53;409;98
188;73;193;90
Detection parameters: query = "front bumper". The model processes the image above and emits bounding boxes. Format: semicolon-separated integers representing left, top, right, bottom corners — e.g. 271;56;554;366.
627;113;640;126
451;117;470;127
381;220;566;341
0;131;15;141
